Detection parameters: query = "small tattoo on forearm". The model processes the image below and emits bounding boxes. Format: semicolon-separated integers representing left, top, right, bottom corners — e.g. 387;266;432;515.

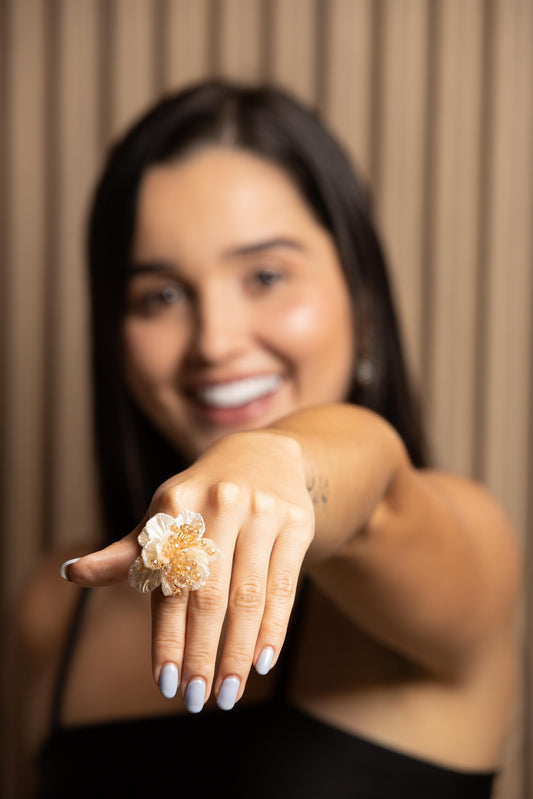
307;469;329;507
321;477;329;506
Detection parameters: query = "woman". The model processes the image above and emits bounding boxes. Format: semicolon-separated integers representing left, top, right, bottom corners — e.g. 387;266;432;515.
10;81;520;798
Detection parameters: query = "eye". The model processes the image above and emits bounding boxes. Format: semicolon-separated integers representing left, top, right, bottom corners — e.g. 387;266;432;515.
248;267;285;290
127;282;187;316
159;285;184;304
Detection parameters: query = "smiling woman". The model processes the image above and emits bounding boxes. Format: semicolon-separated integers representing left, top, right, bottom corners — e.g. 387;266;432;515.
123;149;355;460
9;80;520;799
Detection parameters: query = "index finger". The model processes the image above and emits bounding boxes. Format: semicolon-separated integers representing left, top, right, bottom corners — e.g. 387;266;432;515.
60;518;146;586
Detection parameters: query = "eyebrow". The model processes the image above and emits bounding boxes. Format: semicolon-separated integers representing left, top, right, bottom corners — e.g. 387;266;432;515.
129;237;307;274
129;261;176;275
221;237;307;259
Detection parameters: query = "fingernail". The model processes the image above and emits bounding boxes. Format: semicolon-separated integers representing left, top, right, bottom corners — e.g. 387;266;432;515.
185;678;206;714
159;663;178;699
255;646;274;676
59;558;80;582
217;676;240;711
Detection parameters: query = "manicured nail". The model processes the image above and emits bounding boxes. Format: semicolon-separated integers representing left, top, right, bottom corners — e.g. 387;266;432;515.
185;678;206;714
217;676;240;711
59;558;80;582
255;646;274;675
159;663;178;699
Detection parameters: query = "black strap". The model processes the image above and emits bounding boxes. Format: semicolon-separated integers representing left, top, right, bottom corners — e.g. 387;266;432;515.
49;587;91;731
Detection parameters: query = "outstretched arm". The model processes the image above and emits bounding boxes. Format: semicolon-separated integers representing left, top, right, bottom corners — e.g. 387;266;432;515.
65;403;521;707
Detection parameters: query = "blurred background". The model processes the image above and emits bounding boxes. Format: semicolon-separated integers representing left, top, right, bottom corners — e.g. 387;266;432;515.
1;1;531;796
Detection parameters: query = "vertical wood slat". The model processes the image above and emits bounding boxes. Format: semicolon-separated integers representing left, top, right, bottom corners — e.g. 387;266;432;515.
161;0;211;90
216;0;264;81
268;0;319;102
482;0;533;537
0;0;7;515
425;0;485;476
51;0;101;546
108;0;159;138
373;0;430;384
3;0;48;596
323;0;374;177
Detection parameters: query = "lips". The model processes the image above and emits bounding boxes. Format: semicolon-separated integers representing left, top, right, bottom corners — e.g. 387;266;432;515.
191;374;283;409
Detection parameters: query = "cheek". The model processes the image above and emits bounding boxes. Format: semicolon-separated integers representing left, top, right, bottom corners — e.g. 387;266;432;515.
122;322;184;384
270;292;353;362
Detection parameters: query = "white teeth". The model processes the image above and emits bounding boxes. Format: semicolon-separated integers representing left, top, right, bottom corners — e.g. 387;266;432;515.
195;375;282;409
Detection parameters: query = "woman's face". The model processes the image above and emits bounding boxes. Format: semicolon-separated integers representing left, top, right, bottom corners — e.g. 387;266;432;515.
123;147;355;461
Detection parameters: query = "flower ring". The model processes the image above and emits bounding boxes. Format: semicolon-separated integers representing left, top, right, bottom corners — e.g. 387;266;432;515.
128;511;220;597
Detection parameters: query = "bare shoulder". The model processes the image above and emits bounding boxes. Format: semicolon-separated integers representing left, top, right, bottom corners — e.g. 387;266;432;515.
421;470;522;619
421;470;520;550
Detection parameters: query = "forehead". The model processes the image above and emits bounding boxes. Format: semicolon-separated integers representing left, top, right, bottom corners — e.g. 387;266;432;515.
133;148;323;255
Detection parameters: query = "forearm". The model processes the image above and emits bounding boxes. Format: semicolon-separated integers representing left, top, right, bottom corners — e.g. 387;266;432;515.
267;403;405;559
266;404;520;675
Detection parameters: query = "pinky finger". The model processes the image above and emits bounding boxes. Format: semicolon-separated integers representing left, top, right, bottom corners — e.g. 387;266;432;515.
254;534;308;676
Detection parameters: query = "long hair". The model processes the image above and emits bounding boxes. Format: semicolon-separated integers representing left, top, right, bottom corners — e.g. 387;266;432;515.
88;80;429;544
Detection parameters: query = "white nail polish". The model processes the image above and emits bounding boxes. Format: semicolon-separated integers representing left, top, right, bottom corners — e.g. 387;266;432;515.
185;678;206;713
217;676;240;711
59;558;80;582
159;663;179;699
255;646;274;675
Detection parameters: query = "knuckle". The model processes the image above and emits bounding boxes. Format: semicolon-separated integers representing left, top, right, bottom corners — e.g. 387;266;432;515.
270;570;296;602
251;490;276;516
189;582;225;613
185;646;213;669
211;480;241;511
285;502;313;529
230;578;264;612
151;483;187;516
154;633;184;653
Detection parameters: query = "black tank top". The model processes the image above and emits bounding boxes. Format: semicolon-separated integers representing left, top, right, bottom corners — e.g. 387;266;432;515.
37;587;497;799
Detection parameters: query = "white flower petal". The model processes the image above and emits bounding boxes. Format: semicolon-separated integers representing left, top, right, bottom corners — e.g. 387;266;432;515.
128;557;163;593
161;578;176;597
137;530;150;547
138;512;177;547
141;540;163;567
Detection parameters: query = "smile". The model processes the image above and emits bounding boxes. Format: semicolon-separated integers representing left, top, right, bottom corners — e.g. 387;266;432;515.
193;374;283;409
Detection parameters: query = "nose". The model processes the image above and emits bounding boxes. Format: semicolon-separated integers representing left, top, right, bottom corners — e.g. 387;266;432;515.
190;287;250;364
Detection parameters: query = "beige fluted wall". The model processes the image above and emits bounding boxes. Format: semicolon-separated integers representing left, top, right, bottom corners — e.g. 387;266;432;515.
1;1;531;796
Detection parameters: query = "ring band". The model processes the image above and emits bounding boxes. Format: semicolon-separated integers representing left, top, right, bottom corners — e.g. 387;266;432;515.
128;511;219;597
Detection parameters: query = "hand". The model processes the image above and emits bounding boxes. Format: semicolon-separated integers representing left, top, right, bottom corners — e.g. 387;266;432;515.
64;431;315;712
